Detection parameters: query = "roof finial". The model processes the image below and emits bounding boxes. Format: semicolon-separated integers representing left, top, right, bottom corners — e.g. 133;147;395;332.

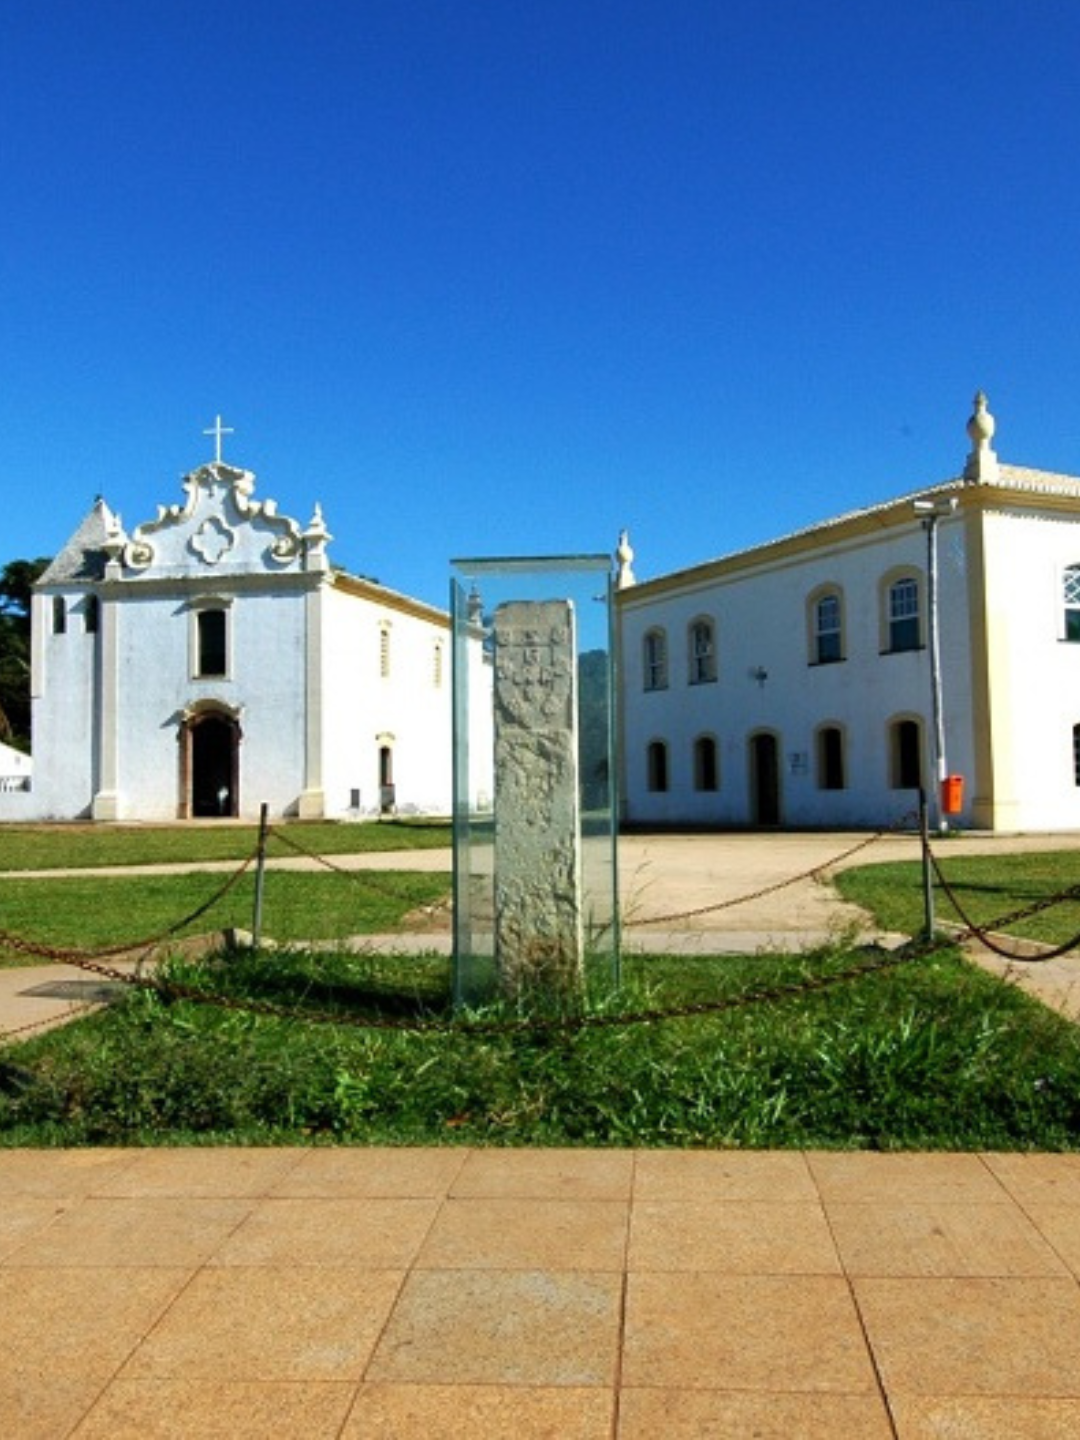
615;528;636;589
964;391;998;482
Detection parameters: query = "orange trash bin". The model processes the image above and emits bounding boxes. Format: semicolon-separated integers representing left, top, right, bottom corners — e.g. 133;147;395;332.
940;775;964;816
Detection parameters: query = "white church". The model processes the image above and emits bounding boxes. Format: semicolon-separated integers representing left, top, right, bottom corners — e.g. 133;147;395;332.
7;423;456;822
615;394;1080;833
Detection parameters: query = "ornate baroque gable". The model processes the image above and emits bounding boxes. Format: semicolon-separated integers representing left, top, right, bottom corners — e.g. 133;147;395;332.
117;462;329;578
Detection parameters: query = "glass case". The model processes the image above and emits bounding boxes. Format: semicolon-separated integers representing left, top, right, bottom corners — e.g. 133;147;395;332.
450;554;620;1009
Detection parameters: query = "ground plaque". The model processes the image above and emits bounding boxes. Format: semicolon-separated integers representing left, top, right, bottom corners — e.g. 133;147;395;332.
492;599;584;999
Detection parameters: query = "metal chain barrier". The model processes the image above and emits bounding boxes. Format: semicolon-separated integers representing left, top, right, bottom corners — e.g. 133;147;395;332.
0;849;258;967
927;841;1080;963
625;814;917;930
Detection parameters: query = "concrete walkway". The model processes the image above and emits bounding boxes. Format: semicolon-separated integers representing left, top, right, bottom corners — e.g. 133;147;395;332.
5;1146;1080;1437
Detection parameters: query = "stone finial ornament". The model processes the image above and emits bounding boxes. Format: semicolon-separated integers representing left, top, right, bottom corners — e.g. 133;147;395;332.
964;390;999;482
615;529;636;589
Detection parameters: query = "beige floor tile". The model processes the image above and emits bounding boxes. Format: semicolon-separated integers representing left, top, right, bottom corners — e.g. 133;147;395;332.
416;1196;628;1270
451;1147;634;1199
618;1387;895;1438
122;1267;403;1382
274;1146;469;1197
0;1374;111;1440
1024;1204;1080;1278
855;1276;1080;1396
633;1149;817;1202
828;1200;1067;1278
344;1383;614;1437
0;1147;139;1197
0;1194;71;1259
808;1151;1004;1203
94;1147;301;1197
892;1393;1080;1438
367;1268;622;1386
983;1153;1080;1206
210;1197;439;1268
72;1379;356;1438
622;1272;876;1393
0;1267;191;1380
629;1198;841;1274
4;1196;253;1268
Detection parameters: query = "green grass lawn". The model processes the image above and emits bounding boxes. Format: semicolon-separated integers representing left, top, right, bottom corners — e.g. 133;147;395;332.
0;817;451;872
0;869;451;963
5;843;1080;1149
4;939;1080;1149
836;849;1080;946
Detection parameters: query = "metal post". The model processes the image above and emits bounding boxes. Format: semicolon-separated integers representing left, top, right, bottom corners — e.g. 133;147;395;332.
252;802;269;948
924;514;947;831
919;786;935;940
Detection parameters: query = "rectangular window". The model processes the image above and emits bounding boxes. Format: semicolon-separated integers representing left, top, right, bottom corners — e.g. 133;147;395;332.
888;579;920;652
197;609;227;677
52;597;66;635
815;595;842;663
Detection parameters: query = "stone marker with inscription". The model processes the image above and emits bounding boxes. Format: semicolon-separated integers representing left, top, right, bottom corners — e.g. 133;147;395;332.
492;599;584;999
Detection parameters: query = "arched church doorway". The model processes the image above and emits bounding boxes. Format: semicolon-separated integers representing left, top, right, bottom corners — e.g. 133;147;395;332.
749;731;781;826
179;708;241;818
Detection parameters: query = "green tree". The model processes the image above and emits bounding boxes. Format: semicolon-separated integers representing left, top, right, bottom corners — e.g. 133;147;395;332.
0;557;49;750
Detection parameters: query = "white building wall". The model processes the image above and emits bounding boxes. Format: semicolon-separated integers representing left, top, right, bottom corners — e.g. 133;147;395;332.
976;507;1080;831
321;587;453;816
619;513;978;829
29;590;100;819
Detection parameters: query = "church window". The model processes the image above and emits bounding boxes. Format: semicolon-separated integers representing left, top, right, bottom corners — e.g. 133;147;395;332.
84;595;100;634
693;734;719;791
688;618;717;684
886;577;920;653
889;717;922;789
196;609;228;678
647;739;669;792
811;590;843;663
52;597;66;635
643;628;668;691
817;724;846;790
1064;565;1080;641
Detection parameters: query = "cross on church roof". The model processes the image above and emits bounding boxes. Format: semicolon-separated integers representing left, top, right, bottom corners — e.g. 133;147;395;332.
202;414;234;463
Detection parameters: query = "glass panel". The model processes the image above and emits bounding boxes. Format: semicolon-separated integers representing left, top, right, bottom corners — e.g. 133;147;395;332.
451;555;619;1009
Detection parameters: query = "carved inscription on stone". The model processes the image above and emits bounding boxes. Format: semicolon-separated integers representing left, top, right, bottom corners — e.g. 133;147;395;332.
492;600;583;998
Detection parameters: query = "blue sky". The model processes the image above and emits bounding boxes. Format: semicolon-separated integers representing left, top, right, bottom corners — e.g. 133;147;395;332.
3;1;1078;607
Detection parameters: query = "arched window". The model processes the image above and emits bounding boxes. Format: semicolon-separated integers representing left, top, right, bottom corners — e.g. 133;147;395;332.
693;734;719;791
889;717;923;790
647;740;669;792
816;724;845;790
643;628;668;691
811;590;843;663
1064;565;1080;641
886;577;920;653
688;617;717;684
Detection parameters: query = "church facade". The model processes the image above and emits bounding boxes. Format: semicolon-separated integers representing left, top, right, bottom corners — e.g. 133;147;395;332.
616;395;1080;833
13;446;454;823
